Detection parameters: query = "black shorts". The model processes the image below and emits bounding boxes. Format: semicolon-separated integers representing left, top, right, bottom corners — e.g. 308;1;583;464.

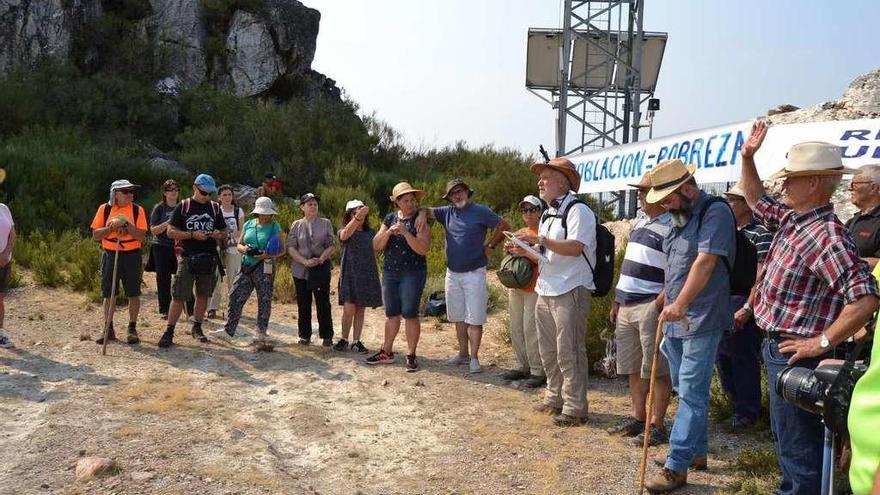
101;250;143;298
0;263;10;293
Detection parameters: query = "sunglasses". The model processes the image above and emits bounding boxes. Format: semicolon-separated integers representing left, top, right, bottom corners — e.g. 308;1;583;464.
849;181;873;190
118;189;135;194
164;188;179;193
195;187;211;196
520;207;540;213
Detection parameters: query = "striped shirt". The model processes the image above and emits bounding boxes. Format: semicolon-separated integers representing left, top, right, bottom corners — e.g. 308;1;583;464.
741;221;772;263
615;212;671;304
754;195;878;337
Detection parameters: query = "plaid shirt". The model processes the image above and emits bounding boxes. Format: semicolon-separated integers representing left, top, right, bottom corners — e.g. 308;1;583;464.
754;195;878;337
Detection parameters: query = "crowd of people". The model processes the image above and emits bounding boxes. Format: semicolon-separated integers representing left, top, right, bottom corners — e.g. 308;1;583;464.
1;120;880;493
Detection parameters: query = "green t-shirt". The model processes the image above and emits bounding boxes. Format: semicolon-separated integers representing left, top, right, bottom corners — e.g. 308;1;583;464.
848;263;880;494
241;218;281;266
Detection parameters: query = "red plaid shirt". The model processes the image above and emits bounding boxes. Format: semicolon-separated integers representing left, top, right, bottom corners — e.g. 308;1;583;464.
754;195;878;337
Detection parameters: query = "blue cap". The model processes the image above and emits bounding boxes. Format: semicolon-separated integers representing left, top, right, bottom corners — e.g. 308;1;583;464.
193;174;217;193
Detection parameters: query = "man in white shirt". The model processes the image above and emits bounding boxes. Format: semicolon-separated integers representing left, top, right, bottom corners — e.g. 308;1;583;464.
516;158;596;426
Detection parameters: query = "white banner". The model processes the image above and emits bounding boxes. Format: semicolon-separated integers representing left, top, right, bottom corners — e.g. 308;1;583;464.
568;118;880;194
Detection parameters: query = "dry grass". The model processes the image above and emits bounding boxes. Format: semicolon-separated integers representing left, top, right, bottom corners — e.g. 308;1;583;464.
112;377;208;416
111;425;143;439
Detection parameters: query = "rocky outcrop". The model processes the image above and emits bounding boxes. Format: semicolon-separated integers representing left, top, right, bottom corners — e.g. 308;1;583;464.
0;0;336;100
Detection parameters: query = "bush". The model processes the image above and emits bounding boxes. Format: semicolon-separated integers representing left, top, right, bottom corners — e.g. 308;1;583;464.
7;263;23;289
585;240;627;367
31;244;66;287
272;261;295;304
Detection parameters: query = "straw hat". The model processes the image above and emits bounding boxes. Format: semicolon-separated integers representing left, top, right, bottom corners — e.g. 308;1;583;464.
529;158;581;192
389;182;425;202
251;196;277;215
722;182;747;199
627;172;652;190
646;159;697;204
767;141;858;180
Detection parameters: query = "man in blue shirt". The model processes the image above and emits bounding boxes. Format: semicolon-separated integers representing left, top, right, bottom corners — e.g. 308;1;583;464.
419;179;509;373
643;159;735;493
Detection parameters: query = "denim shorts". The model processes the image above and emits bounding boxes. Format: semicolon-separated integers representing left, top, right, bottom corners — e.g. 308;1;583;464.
382;268;427;318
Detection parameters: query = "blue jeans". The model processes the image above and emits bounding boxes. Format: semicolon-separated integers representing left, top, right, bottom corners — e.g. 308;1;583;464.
661;329;723;473
382;269;427;319
716;320;763;421
763;338;828;495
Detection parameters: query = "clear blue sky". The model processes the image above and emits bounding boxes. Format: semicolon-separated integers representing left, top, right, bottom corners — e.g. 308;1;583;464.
307;0;879;156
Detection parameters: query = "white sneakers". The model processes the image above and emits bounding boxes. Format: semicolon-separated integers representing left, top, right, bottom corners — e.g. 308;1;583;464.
0;329;14;349
448;354;481;373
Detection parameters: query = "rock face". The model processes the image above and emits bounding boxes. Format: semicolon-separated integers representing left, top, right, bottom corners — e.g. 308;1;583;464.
0;0;336;100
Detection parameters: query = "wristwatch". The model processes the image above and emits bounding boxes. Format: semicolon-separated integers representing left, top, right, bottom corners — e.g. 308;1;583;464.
537;235;546;246
819;331;830;349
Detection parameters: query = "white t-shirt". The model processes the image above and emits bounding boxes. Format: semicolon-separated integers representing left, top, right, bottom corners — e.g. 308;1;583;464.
0;204;13;254
535;193;596;297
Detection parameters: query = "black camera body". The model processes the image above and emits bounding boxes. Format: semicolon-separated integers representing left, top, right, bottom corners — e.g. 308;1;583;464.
776;362;867;435
245;246;263;257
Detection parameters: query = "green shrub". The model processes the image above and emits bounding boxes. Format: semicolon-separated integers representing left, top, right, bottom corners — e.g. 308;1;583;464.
7;263;23;289
585;240;627;367
31;245;66;287
709;373;734;421
65;236;103;293
272;261;295;304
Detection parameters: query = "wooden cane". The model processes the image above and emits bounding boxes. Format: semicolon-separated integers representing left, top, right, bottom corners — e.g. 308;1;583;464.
638;316;665;494
101;237;122;356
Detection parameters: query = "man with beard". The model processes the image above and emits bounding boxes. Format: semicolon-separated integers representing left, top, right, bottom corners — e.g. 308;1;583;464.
846;164;880;268
643;158;736;493
417;179;509;373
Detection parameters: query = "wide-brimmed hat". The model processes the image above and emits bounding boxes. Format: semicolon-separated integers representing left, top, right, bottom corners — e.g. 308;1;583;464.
108;179;141;204
529;158;581;192
519;195;543;210
767;141;859;180
252;196;277;215
442;178;474;201
345;199;365;212
627;172;652;190
722;182;747;199
646;159;697;204
389;182;425;202
300;193;319;204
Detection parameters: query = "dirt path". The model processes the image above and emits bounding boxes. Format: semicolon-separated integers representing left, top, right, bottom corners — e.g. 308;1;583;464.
0;275;769;494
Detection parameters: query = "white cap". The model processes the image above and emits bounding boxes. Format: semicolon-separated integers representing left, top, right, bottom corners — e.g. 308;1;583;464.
251;196;277;215
108;179;140;205
519;195;542;209
345;199;365;211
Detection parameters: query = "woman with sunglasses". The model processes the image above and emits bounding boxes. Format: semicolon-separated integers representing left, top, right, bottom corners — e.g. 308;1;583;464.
149;179;182;318
502;195;546;388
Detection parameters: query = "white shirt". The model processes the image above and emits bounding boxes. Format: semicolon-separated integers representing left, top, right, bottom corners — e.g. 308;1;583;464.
535;193;596;297
0;204;13;254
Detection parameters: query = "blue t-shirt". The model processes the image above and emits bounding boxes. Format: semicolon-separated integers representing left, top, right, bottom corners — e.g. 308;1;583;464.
662;191;736;339
241;218;281;266
433;202;501;273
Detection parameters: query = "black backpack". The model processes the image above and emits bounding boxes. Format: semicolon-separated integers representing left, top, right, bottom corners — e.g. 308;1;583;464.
547;199;616;297
696;197;757;296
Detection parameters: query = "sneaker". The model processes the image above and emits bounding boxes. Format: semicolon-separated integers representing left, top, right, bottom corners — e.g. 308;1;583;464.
501;369;530;381
191;325;208;343
95;324;116;345
652;454;707;471
157;329;174;349
532;403;562;415
630;424;669;447
297;338;310;346
366;350;395;365
322;338;333;347
606;416;645;436
0;330;13;349
645;467;687;493
522;375;547;389
209;327;236;338
126;328;140;345
405;354;419;372
469;358;481;374
552;413;587;427
447;354;469;365
350;341;368;353
333;339;349;351
206;310;217;319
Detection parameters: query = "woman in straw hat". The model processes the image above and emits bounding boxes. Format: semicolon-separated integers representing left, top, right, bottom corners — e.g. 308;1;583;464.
367;182;431;372
217;197;283;351
334;199;382;353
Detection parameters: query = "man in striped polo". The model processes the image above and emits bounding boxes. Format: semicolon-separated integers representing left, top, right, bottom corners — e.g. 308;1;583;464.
608;173;672;447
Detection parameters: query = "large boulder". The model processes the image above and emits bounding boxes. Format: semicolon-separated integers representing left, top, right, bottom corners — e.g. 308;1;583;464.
226;10;283;97
149;0;207;88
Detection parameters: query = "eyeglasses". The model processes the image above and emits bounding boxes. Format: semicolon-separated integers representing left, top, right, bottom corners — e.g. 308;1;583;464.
195;187;210;196
520;207;540;214
164;188;179;193
849;181;873;190
449;188;467;196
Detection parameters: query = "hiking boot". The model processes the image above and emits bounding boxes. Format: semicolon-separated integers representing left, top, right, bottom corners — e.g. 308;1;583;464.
158;329;175;349
350;341;368;353
630;424;669;447
405;354;420;372
552;413;587;427
726;415;758;433
191;324;208;343
469;358;481;374
366;350;394;365
126;328;140;345
533;403;562;415
522;375;547;389
297;338;310;346
333;339;349;352
447;354;468;365
95;324;116;345
502;369;530;381
322;338;333;347
0;329;14;349
607;416;645;436
254;338;275;353
652;454;707;471
645;468;687;494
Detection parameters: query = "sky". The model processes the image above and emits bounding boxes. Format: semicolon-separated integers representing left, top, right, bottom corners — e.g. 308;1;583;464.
306;0;880;158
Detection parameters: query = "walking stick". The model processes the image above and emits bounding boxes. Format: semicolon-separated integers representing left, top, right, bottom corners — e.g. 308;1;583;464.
101;237;122;356
638;316;665;494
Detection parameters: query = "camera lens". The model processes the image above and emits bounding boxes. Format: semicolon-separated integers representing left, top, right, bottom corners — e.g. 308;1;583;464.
776;367;825;416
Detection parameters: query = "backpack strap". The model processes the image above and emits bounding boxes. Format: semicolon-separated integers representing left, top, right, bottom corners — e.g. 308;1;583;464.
696;196;734;273
182;198;191;216
102;203;112;227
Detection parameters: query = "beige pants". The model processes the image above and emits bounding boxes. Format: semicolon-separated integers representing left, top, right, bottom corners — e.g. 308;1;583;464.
209;248;242;312
535;286;591;418
508;289;543;376
615;299;669;378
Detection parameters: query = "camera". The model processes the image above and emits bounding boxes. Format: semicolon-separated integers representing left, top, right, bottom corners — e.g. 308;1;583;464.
776;362;867;435
245;246;263;257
